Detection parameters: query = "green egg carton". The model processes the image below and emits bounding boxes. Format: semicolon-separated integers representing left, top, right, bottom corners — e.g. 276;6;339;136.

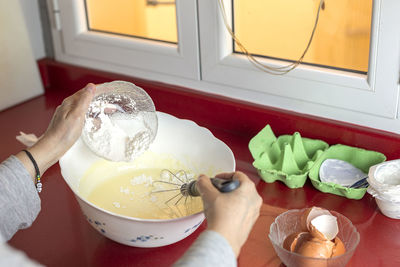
308;144;386;199
249;125;329;188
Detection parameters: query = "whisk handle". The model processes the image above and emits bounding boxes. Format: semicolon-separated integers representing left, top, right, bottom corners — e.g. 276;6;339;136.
186;178;240;196
211;178;240;193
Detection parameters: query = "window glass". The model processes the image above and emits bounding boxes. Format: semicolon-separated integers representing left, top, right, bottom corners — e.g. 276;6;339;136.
85;0;177;43
233;0;372;73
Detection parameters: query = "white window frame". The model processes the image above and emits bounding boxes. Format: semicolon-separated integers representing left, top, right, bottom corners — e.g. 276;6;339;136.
48;0;200;79
198;0;400;119
48;0;400;133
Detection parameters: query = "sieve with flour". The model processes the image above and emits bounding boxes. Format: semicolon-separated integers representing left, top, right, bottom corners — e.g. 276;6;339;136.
82;81;158;162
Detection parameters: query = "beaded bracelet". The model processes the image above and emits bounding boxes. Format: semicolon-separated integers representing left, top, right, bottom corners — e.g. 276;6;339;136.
23;149;42;193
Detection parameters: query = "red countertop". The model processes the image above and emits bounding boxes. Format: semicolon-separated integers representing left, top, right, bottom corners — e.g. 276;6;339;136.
2;59;400;266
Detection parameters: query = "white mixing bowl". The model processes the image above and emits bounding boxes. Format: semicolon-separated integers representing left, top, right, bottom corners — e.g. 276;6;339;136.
59;112;235;247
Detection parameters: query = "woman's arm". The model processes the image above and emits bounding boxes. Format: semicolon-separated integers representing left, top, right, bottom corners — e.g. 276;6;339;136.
173;171;262;267
0;156;41;241
0;84;95;241
15;84;95;183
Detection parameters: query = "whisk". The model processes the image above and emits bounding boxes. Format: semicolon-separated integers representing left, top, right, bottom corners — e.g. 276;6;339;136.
152;169;240;206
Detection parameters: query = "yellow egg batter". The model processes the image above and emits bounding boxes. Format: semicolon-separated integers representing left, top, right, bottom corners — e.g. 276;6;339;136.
86;168;203;219
78;152;208;220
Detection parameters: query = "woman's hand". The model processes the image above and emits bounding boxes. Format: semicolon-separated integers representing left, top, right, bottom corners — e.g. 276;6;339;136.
16;84;96;180
196;171;262;257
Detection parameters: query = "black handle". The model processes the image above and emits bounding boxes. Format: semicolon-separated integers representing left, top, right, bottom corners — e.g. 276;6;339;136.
210;177;240;193
185;178;240;196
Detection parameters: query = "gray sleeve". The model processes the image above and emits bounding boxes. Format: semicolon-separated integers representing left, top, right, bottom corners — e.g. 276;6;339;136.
0;238;43;267
173;230;237;267
0;156;41;241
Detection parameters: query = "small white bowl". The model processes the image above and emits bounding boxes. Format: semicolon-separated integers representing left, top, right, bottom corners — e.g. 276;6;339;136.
374;196;400;219
368;160;400;192
368;160;400;219
60;112;235;247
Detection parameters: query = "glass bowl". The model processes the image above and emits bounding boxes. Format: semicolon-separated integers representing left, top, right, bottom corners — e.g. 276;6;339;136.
269;208;360;267
82;81;158;162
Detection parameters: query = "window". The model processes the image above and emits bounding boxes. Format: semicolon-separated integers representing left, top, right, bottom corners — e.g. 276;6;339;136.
199;0;400;122
52;0;199;79
50;0;400;133
233;0;372;73
85;0;177;43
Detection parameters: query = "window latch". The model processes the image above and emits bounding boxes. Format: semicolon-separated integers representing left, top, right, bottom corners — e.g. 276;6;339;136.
51;0;62;31
146;0;175;6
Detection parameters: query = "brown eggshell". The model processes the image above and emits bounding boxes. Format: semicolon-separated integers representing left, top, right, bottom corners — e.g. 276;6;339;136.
283;232;299;251
309;214;339;241
295;237;334;259
300;208;313;231
300;207;332;232
283;232;310;252
309;223;327;241
295;254;329;267
331;237;346;257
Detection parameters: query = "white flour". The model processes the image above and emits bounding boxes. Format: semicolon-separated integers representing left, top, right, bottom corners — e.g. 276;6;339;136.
130;174;153;186
82;96;155;162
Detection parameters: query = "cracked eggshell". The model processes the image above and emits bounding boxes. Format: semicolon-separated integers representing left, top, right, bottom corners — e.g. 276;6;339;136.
300;207;332;232
309;214;339;241
283;232;300;252
332;237;346;257
296;237;335;259
283;232;311;252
